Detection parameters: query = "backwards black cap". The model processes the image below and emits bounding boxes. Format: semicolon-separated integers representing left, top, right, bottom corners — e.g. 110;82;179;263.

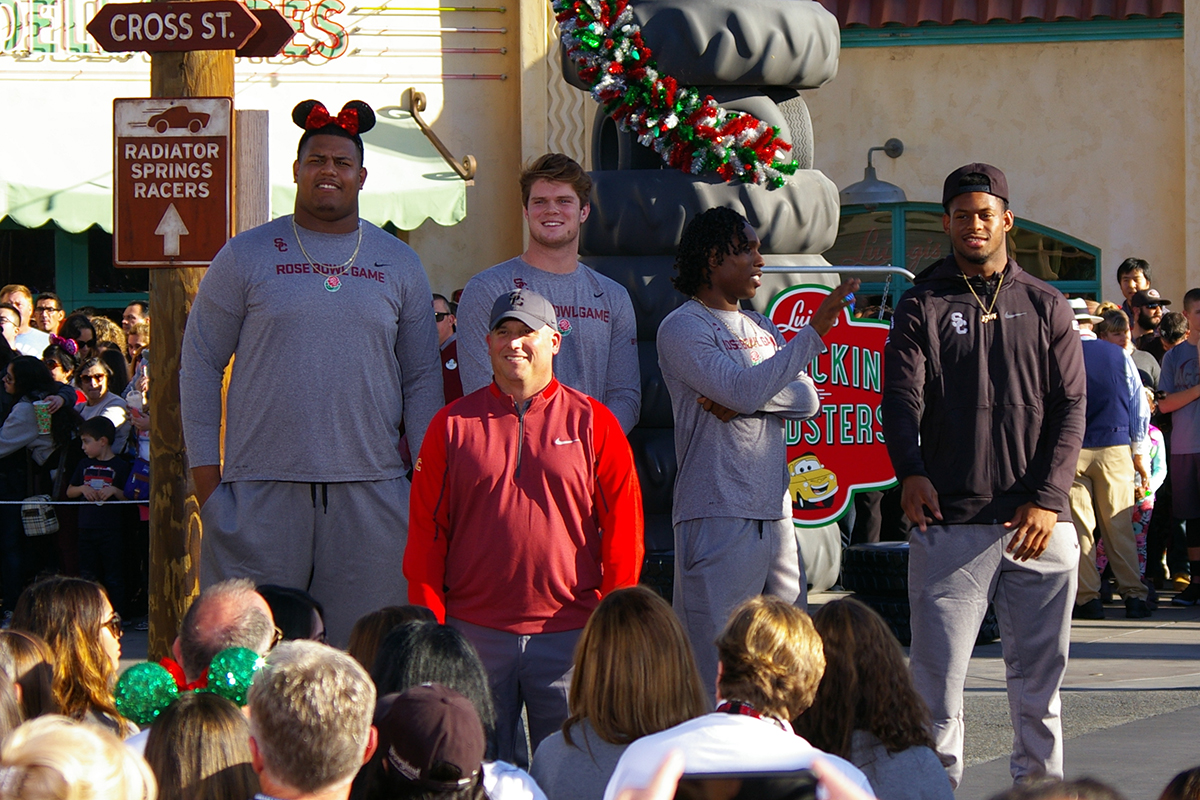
942;163;1008;210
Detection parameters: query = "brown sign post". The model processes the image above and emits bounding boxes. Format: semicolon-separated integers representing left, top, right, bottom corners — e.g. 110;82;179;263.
89;0;292;659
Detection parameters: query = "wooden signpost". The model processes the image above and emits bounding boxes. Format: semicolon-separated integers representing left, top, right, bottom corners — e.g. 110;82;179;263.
89;0;293;658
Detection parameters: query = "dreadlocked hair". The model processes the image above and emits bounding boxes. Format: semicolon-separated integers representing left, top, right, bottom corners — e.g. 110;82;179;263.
672;207;751;298
794;598;935;760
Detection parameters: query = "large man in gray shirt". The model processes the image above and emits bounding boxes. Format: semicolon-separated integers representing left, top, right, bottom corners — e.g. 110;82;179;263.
180;100;442;647
455;153;640;432
658;207;857;692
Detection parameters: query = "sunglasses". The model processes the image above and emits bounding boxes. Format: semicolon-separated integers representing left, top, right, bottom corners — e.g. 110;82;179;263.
103;612;123;638
435;312;450;322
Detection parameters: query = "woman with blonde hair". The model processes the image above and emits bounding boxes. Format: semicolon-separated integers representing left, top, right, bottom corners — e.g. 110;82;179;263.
794;598;951;800
0;631;56;720
0;715;156;800
531;587;709;800
144;692;258;800
10;578;131;737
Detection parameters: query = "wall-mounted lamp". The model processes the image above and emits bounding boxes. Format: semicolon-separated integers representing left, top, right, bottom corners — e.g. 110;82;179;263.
839;138;906;206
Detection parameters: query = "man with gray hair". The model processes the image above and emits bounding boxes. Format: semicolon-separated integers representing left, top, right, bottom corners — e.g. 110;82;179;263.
173;577;276;685
249;641;378;800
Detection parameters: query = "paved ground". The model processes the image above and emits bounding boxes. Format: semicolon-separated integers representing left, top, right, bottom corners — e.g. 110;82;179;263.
810;589;1200;800
121;590;1200;800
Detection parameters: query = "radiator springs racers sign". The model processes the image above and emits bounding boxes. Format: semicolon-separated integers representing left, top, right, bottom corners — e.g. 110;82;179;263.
767;284;897;528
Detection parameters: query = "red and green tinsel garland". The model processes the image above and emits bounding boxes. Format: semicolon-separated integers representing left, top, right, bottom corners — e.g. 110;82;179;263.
553;0;799;187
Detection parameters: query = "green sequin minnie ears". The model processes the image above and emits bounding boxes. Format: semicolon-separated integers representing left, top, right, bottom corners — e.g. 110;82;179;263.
114;647;265;726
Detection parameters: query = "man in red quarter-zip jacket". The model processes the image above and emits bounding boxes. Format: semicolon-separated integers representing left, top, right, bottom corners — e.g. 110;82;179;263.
405;287;644;767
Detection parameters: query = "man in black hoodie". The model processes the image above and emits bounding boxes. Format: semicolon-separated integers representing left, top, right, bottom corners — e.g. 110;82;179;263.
882;164;1086;789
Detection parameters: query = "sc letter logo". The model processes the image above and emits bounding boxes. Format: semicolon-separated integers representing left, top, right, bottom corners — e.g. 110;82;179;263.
950;312;968;335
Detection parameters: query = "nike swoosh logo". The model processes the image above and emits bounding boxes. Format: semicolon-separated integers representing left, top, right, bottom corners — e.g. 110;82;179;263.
554;437;580;445
593;292;603;298
374;262;390;267
1004;312;1027;318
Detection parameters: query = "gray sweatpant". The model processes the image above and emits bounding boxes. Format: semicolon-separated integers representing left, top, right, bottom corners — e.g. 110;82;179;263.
199;477;410;648
908;522;1078;788
674;515;806;696
449;617;579;769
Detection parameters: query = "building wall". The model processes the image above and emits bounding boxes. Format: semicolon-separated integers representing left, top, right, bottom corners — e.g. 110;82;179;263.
407;0;593;298
802;38;1185;304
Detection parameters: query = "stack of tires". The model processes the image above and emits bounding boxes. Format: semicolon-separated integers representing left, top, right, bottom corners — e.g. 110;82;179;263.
562;0;843;600
841;542;1001;646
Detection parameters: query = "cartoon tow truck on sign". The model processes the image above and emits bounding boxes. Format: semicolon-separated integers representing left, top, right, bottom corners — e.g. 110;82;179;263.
788;452;838;509
147;106;211;133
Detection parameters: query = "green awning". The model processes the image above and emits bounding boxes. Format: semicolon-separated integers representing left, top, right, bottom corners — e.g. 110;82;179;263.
2;82;466;233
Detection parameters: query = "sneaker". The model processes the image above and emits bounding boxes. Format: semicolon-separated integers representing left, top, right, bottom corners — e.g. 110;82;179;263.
1172;582;1200;606
1173;574;1192;591
134;618;149;631
1099;577;1114;605
1072;599;1104;620
1126;597;1152;619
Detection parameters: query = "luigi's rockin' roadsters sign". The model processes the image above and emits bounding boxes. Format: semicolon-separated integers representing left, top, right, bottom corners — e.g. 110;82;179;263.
767;285;897;528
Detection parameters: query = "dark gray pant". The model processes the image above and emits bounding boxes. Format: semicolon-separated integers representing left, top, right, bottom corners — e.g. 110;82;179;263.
449;617;579;768
673;515;806;696
199;477;410;648
908;522;1078;788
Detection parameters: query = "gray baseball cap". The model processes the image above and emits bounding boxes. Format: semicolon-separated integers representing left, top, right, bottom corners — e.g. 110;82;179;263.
489;289;558;331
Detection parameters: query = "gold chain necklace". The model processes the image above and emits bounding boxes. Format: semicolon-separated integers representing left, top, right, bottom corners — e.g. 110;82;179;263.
961;271;1004;323
292;217;363;293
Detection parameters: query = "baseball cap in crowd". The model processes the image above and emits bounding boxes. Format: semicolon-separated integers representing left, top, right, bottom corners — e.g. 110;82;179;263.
1130;289;1171;308
1068;297;1103;324
376;684;486;792
942;163;1009;209
489;289;558;331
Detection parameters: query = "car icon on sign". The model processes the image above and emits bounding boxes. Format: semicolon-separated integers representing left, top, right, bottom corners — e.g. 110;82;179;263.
147;107;210;133
788;452;838;509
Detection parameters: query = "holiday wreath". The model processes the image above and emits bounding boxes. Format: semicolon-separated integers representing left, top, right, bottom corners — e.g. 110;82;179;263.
553;0;800;187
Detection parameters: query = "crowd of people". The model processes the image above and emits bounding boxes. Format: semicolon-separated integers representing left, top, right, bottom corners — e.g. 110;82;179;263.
0;578;1190;800
0;286;150;629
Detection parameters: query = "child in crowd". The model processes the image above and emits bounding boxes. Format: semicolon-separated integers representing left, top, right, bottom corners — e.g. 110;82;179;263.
65;417;131;613
1098;388;1167;605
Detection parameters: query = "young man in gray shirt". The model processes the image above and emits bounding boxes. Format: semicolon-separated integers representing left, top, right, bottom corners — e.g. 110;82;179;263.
180;100;443;647
454;154;640;433
658;206;857;692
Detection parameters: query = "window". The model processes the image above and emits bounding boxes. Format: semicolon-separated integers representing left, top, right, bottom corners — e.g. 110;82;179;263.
831;202;1099;313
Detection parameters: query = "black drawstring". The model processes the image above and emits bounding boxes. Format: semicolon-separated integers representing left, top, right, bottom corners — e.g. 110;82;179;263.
758;520;763;539
310;483;329;514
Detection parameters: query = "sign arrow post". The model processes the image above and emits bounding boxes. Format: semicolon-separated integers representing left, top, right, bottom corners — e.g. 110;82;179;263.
87;1;262;53
236;8;296;58
154;203;190;256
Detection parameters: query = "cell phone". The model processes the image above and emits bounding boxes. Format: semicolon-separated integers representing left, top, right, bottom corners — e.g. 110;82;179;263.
674;769;818;800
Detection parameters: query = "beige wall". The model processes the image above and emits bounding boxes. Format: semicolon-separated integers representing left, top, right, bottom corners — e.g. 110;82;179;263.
803;38;1185;304
408;0;599;297
408;0;593;298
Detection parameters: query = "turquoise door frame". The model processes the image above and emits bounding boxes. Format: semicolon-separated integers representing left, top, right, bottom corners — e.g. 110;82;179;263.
0;219;149;313
838;202;1102;307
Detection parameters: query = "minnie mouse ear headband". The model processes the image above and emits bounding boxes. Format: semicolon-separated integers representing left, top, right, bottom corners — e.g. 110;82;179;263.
47;335;77;357
113;647;265;726
293;99;376;161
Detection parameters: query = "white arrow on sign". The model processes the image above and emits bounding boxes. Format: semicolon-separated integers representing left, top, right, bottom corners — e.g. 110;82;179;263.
154;203;190;256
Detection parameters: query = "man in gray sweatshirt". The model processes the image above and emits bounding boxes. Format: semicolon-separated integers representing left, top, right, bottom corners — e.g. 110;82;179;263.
658;206;857;692
180;100;443;647
454;153;640;433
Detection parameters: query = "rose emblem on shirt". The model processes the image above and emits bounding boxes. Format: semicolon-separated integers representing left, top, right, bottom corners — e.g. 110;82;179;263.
327;276;340;289
558;319;572;337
